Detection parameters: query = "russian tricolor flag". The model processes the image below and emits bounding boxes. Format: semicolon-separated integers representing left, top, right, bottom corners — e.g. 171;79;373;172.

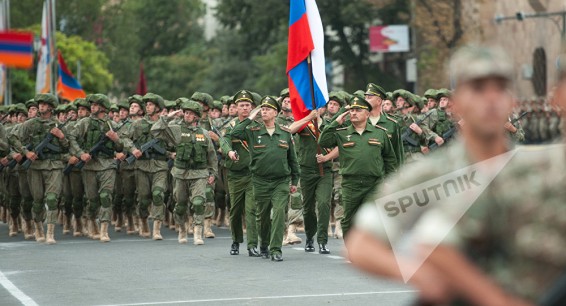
0;31;34;69
287;0;328;122
57;52;86;101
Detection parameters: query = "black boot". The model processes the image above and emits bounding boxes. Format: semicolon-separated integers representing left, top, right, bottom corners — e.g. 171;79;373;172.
319;244;330;254
260;247;269;259
248;247;261;257
304;239;315;252
230;242;239;255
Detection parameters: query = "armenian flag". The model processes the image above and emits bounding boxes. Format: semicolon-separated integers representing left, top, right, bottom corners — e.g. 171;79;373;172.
57;51;86;101
0;31;33;69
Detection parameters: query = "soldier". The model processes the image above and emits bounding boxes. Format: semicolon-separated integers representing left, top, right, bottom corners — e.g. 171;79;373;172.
151;100;217;245
382;92;396;115
66;98;90;237
111;100;131;232
209;100;229;228
122;93;171;240
231;96;300;261
227;96;238;119
318;96;397;239
12;94;68;244
222;90;260;256
60;104;75;235
191;92;218;238
68;94;124;242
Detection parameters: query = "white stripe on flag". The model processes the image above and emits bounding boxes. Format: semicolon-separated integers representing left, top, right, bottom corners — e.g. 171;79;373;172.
305;0;329;105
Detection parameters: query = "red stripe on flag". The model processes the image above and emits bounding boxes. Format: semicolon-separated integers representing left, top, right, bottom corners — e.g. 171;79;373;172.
0;32;34;44
286;14;314;73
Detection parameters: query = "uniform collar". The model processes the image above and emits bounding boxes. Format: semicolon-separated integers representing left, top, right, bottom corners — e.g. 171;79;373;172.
346;122;375;135
258;122;282;135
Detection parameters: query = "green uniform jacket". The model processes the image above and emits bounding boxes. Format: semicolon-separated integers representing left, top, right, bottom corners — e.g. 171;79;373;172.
319;120;397;178
151;117;217;180
296;122;331;172
230;118;300;186
123;116;170;173
220;118;252;176
370;112;405;166
68;116;124;171
15;117;69;170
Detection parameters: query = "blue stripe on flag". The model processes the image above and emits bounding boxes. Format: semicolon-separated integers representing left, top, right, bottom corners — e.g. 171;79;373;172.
289;0;307;26
289;60;315;110
58;67;83;90
0;43;33;54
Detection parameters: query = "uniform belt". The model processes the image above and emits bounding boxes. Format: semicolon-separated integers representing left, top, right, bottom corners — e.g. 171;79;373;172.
174;160;207;170
140;154;167;161
37;153;62;160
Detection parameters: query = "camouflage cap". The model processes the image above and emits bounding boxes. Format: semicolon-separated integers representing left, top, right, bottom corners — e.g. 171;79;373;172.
233;90;255;105
66;103;77;112
175;97;190;107
251;92;262;106
109;103;119;112
353;90;366;98
25;98;38;109
14;103;28;115
35;93;59;108
117;100;130;111
180;100;202;117
423;89;438;99
219;95;231;105
128;94;144;106
436;88;452;99
0;105;6;113
87;93;111;110
340;91;354;104
212;100;223;111
392;89;413;106
164;100;177;110
365;83;387;99
328;91;346;106
142;93;165;110
191;92;214;108
280;88;290;98
54;104;67;114
260;96;280;112
75;98;89;109
385;92;394;101
449;45;513;86
349;96;372;112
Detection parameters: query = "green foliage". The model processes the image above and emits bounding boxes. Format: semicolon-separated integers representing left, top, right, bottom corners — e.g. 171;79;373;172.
10;70;35;104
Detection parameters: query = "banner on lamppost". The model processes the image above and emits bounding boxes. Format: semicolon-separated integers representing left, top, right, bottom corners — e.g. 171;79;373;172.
369;25;410;53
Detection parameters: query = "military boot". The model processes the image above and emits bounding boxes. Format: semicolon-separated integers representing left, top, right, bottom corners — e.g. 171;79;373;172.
34;221;45;243
0;207;6;223
169;214;176;230
204;219;215;238
334;221;343;239
9;216;19;237
287;224;302;245
63;215;72;235
126;215;136;235
100;222;111;242
90;218;100;240
24;219;34;240
57;210;64;225
81;216;89;236
46;224;56;245
152;220;163;240
187;216;194;235
224;213;230;227
194;225;204;245
115;214;123;232
178;223;188;244
140;218;151;238
73;217;83;237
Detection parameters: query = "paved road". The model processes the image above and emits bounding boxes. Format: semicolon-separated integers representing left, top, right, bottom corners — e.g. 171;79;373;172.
0;222;416;306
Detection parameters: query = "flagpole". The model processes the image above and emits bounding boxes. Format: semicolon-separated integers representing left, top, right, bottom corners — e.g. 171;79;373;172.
50;0;57;95
307;54;324;176
4;0;11;105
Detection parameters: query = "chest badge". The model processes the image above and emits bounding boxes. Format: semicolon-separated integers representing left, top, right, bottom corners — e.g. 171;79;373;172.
258;136;262;144
346;135;351;141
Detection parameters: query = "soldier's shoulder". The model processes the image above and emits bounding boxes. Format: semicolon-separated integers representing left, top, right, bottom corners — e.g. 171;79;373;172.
374;124;388;132
386;115;398;124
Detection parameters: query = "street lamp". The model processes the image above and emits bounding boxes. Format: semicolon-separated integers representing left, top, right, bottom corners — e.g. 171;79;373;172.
494;10;566;41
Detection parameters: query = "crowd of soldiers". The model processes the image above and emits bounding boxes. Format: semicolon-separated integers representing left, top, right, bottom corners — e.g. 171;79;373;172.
0;64;548;262
515;99;562;144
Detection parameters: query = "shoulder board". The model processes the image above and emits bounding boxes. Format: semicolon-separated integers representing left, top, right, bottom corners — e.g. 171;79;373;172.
249;126;261;131
386;116;397;124
375;124;388;132
280;126;290;133
336;127;348;131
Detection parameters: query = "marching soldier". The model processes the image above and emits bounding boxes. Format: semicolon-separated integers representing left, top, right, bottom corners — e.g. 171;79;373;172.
318;96;397;239
111;100;131;232
222;90;260;256
231;96;300;262
68;94;124;242
122;93;171;240
12;94;68;244
151;100;218;245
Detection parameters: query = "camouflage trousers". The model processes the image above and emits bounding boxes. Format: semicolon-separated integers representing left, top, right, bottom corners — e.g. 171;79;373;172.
17;170;33;221
28;168;63;224
136;169;168;221
332;171;343;221
82;169;115;223
115;168;136;219
204;183;215;219
173;177;207;226
69;169;86;219
7;170;21;220
61;172;73;217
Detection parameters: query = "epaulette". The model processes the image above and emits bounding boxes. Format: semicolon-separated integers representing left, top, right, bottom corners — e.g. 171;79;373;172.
386;115;397;124
249;126;261;131
280;126;291;133
375;124;388;132
336;127;348;131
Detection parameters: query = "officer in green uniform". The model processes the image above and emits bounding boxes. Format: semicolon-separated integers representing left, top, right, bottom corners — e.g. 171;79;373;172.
68;94;124;242
318;96;397;239
231;96;300;262
151;100;218;245
13;93;68;244
209;100;229;228
221;90;260;256
364;83;405;166
122;93;171;240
